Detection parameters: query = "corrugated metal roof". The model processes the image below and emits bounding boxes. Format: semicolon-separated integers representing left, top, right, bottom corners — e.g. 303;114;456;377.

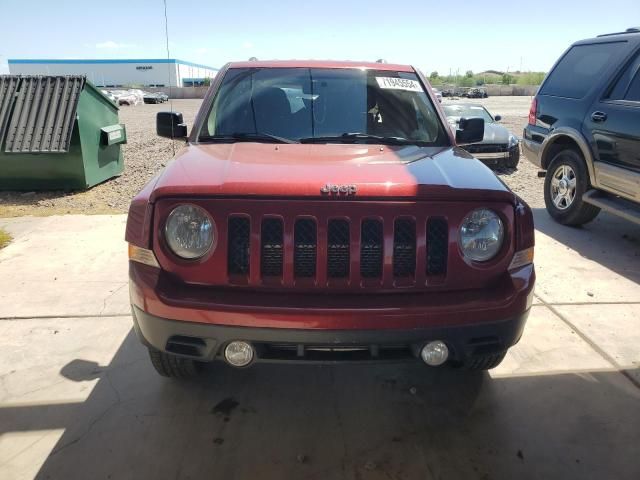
4;76;85;153
0;76;20;147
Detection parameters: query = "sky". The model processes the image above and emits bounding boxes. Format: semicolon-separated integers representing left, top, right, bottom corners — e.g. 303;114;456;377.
1;0;639;75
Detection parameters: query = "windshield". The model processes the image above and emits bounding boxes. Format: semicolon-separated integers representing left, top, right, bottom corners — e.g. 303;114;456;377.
442;104;493;123
200;68;448;145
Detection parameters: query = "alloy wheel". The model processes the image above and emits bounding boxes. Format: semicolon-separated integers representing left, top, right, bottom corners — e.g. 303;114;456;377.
550;164;577;210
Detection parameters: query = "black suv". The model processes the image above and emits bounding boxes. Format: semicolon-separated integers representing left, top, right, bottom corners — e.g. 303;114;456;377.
523;28;640;226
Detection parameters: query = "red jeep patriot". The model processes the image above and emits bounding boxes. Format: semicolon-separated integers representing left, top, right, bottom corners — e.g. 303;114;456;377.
126;60;535;378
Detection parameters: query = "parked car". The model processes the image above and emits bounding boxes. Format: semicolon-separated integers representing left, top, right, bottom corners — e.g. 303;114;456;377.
443;103;520;169
101;89;116;103
128;89;146;104
432;87;443;102
143;92;163;104
117;92;139;106
523;27;640;226
109;89;127;103
126;60;535;378
466;88;488;98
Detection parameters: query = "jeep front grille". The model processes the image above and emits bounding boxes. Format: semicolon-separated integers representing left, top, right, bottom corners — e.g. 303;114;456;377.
260;218;283;277
393;219;416;277
360;219;383;278
294;218;317;278
327;219;350;278
227;214;448;288
227;217;250;275
426;218;448;275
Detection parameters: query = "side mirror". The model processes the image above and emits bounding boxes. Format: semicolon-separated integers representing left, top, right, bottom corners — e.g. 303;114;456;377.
494;114;502;122
157;111;187;139
455;117;484;145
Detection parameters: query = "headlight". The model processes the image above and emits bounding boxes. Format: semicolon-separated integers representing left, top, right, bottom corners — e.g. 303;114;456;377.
508;134;519;147
459;208;504;262
165;205;214;259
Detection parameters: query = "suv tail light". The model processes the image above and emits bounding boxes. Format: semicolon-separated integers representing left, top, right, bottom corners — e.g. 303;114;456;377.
528;98;537;126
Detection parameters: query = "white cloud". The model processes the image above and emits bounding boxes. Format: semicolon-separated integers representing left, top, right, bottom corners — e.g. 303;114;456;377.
242;41;253;49
195;47;208;54
95;41;134;49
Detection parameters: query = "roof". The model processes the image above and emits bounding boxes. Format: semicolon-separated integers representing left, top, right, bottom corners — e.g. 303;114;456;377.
227;60;415;72
576;28;640;44
8;58;218;71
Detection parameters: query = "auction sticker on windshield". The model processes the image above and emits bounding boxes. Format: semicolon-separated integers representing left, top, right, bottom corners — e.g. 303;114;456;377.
376;77;422;92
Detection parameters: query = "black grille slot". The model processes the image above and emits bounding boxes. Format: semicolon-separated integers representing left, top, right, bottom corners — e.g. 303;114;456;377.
294;219;317;278
261;218;283;277
328;219;350;278
427;218;448;275
360;219;383;278
393;219;416;277
228;217;250;275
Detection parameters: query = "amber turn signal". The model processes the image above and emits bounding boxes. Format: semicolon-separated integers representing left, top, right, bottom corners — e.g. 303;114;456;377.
508;247;534;271
128;244;160;268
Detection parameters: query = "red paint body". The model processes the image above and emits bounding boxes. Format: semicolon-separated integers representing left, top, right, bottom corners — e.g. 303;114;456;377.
126;60;535;364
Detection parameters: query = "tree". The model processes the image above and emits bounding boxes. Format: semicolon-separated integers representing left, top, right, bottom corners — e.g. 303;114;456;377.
429;71;439;80
460;76;474;87
465;70;474;78
501;73;514;85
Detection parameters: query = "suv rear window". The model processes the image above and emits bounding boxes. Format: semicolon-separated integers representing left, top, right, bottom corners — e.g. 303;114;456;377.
540;42;625;99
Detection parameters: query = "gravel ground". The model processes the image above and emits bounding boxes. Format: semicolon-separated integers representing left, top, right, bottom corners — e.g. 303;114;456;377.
0;96;544;217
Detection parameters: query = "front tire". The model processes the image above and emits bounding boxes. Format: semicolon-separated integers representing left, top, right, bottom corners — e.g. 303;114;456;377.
503;146;520;169
544;149;600;226
148;348;202;378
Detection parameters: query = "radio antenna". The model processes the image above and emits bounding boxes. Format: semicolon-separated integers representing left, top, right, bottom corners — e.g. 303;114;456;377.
162;0;175;156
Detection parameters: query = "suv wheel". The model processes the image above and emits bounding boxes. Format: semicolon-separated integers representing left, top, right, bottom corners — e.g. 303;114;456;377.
544;149;600;226
148;348;203;378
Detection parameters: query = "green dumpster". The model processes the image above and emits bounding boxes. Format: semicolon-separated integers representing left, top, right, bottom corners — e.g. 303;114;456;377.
0;75;126;190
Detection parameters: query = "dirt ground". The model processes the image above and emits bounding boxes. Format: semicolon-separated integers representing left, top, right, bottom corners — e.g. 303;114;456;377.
0;96;543;217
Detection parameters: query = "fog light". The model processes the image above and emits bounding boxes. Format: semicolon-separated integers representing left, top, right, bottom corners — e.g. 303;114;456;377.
224;341;254;367
421;341;449;366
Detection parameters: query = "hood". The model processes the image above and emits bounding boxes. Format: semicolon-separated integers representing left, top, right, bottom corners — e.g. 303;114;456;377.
479;122;511;144
150;143;514;203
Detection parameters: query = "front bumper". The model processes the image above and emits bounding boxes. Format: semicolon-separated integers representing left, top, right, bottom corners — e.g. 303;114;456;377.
473;151;510;160
467;145;519;166
132;305;530;364
130;261;535;363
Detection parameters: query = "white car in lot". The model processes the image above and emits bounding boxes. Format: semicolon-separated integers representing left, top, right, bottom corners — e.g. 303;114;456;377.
101;90;117;104
113;90;139;106
128;89;146;104
432;87;443;103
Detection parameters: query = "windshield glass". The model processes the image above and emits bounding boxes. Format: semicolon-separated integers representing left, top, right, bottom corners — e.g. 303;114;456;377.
442;104;493;123
200;68;448;145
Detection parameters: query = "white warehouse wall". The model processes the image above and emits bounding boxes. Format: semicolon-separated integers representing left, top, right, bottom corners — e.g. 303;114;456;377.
176;63;218;86
7;59;217;87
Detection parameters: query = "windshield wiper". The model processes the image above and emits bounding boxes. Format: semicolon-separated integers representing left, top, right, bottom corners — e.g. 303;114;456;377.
199;132;298;144
300;132;418;145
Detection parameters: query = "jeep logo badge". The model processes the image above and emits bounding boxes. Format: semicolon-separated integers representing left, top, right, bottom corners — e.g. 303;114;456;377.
321;183;357;195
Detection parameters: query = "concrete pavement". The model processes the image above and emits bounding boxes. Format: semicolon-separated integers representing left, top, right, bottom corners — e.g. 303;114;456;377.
0;212;638;480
